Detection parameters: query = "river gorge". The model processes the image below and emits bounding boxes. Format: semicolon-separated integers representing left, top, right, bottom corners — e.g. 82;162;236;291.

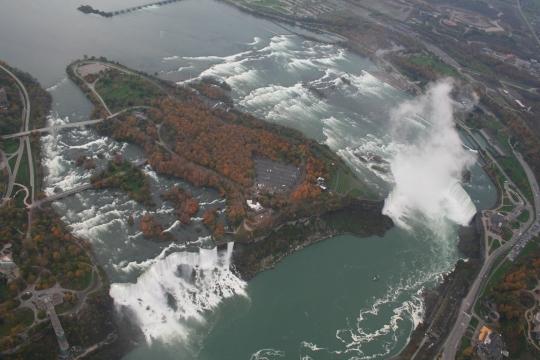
0;0;497;359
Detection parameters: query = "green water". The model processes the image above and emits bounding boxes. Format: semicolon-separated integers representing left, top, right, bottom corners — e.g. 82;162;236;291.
0;0;498;359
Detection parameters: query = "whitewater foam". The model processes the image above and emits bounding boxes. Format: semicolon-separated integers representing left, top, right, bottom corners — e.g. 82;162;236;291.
383;80;477;229
249;348;286;360
110;243;246;344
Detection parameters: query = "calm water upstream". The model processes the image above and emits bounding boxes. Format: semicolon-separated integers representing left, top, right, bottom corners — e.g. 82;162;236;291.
0;1;497;359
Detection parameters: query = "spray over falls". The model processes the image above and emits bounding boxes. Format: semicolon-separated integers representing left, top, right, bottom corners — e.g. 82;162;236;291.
383;80;477;229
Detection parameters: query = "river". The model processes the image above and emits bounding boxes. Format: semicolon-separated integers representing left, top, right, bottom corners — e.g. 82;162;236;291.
0;1;497;359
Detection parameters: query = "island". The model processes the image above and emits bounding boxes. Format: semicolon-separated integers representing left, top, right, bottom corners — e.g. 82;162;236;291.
212;1;540;358
66;58;393;278
0;57;394;359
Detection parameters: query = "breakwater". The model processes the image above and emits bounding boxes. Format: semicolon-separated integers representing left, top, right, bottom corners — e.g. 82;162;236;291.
78;0;182;18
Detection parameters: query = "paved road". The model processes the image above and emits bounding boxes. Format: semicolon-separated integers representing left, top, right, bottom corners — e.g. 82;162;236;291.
440;130;540;359
0;63;31;203
1;119;104;139
441;240;515;360
2;106;149;140
517;0;540;48
507;148;540;260
514;150;540;217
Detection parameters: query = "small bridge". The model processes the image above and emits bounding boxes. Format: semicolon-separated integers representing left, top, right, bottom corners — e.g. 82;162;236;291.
2;119;105;140
31;184;93;209
2;107;149;140
30;159;148;208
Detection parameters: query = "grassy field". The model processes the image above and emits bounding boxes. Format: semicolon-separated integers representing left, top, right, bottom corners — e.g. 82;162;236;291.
474;258;512;316
95;70;163;112
408;53;460;77
15;151;29;187
329;166;375;199
518;209;530;223
498;156;533;203
0;139;20;154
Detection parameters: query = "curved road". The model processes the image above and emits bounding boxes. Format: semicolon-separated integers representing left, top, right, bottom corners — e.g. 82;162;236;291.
441;135;540;359
0;63;32;203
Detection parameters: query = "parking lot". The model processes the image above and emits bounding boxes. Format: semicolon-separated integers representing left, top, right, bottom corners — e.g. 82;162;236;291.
254;157;301;193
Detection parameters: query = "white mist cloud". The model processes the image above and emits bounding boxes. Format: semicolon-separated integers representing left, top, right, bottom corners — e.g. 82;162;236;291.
383;80;477;229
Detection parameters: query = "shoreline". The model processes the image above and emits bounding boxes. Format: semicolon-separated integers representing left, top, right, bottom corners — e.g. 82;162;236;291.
208;3;505;357
232;198;393;280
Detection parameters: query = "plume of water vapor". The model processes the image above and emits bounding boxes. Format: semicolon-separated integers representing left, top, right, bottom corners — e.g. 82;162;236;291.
383;80;477;229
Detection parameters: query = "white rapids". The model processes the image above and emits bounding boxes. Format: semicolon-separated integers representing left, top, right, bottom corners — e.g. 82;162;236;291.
110;243;246;344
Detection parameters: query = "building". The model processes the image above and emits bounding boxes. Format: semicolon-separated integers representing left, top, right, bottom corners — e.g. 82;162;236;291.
0;87;8;110
489;212;506;234
477;326;506;359
478;325;492;343
489;212;505;234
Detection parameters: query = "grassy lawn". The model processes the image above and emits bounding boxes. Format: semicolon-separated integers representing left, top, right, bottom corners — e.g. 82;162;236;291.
329;166;374;199
518;209;530;223
95;70;163;113
15;151;29;187
469;316;479;330
475;258;512;315
502;226;513;241
408;54;460;77
490;239;501;253
498;156;533;203
516;236;540;260
0;139;20;154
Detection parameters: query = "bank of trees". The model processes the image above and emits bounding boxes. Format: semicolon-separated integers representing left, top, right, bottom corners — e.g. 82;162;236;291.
161;186;199;224
91;157;154;207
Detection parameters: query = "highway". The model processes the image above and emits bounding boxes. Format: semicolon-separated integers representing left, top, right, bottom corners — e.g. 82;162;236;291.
517;0;540;48
441;241;515;360
440;129;540;359
0;63;32;204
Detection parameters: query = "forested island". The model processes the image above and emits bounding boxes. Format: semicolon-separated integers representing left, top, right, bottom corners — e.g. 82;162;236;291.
67;58;393;279
0;55;394;359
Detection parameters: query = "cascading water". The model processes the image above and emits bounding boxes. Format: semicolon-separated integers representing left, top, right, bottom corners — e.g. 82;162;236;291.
110;243;246;344
383;80;477;229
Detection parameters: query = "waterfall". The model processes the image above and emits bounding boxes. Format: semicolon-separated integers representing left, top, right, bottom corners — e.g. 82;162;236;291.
383;80;477;229
443;181;477;226
110;242;246;344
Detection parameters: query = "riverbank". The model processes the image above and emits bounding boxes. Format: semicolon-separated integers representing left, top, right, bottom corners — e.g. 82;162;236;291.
63;56;397;357
0;62;128;360
394;213;485;359
233;199;393;279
